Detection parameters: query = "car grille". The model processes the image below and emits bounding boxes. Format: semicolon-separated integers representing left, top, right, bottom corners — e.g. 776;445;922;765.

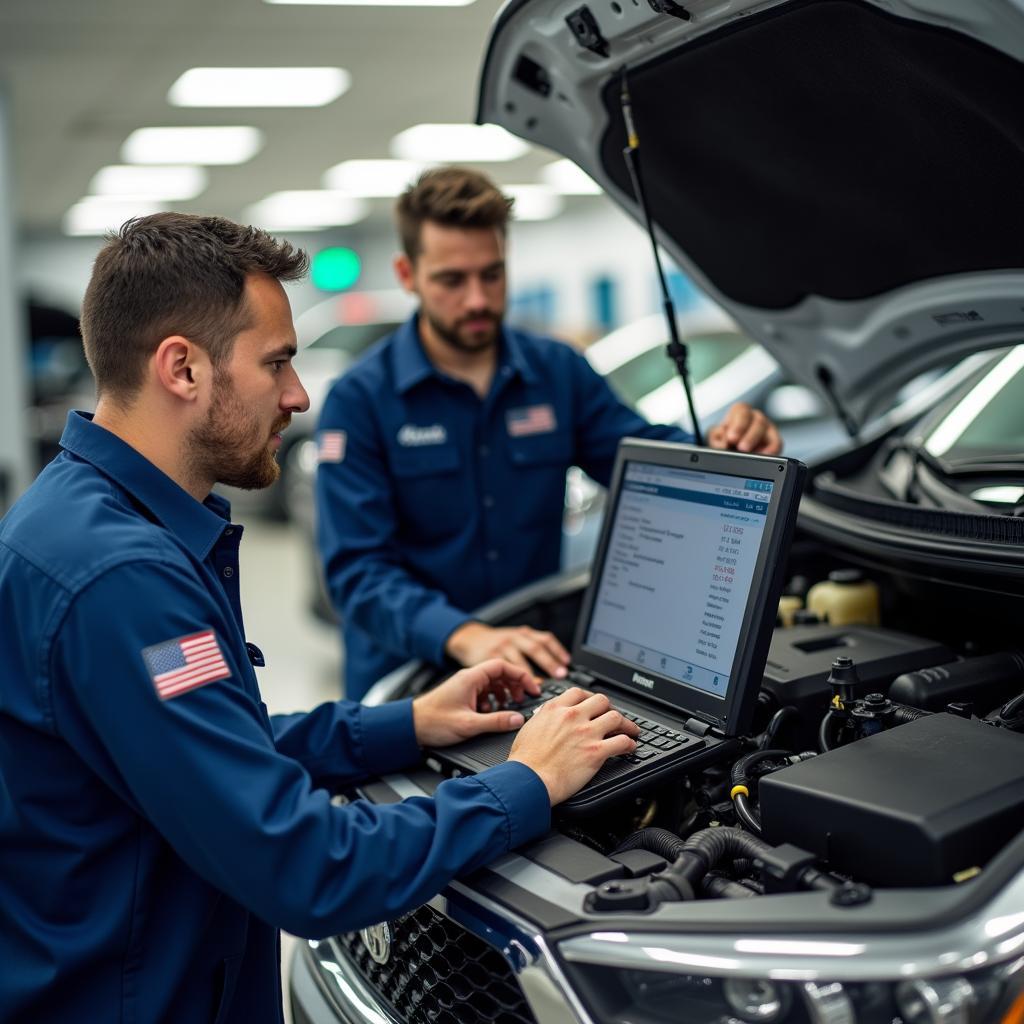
335;903;537;1024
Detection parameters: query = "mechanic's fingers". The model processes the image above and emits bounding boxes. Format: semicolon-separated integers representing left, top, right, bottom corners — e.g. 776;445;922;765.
592;709;640;738
497;644;535;678
468;707;526;732
520;627;571;666
544;685;591;708
544;690;612;718
514;630;569;679
736;409;770;453
472;658;535;691
723;402;754;444
601;732;639;758
753;420;783;455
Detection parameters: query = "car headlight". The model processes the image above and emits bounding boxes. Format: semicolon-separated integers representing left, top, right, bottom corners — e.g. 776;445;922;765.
565;959;1024;1023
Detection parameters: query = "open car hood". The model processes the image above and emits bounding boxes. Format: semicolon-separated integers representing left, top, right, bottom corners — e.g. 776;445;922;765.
478;0;1024;428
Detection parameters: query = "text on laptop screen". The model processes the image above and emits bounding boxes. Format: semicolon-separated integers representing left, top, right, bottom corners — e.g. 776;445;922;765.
584;460;775;700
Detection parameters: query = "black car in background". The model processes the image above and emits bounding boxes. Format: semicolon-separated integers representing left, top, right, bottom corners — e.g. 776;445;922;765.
291;2;1024;1022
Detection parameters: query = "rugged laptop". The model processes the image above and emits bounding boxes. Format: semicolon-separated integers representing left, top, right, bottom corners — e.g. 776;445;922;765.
430;438;806;813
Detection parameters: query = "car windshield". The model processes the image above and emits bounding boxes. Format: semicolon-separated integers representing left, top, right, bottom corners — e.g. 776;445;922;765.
309;322;403;355
605;332;751;406
920;345;1024;465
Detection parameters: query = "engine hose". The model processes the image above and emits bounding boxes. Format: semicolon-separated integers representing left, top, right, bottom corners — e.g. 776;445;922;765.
759;706;799;749
733;792;763;836
1002;691;1024;720
612;827;689;862
891;705;931;725
729;748;795;835
703;873;758;899
819;710;839;752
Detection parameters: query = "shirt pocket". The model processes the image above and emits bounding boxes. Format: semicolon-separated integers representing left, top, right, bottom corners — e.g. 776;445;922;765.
505;431;574;528
390;445;464;541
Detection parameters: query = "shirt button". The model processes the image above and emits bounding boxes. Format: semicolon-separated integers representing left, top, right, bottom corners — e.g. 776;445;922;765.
224;527;234;537
486;550;499;561
478;444;489;457
222;566;235;579
482;495;494;508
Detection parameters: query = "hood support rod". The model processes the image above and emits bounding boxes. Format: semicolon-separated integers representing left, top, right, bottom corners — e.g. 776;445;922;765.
619;66;704;446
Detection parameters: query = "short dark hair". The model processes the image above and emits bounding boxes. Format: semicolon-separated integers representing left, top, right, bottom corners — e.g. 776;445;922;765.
80;212;308;402
395;167;514;261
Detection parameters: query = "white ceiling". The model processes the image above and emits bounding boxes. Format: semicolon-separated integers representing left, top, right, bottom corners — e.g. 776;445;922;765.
0;0;564;234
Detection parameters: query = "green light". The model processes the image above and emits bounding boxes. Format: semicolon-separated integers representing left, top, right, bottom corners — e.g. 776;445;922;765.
312;247;361;291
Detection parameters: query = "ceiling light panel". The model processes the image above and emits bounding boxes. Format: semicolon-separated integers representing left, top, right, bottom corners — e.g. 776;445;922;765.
541;158;602;195
89;165;208;201
168;67;350;108
322;159;426;197
506;185;564;221
122;127;264;166
243;190;369;230
64;197;167;237
390;124;529;162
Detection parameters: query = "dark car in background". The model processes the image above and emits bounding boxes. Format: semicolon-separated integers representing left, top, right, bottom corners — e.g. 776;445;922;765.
291;2;1024;1022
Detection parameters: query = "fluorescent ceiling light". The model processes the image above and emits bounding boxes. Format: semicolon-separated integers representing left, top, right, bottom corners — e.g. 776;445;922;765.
168;67;350;108
89;164;208;201
390;124;529;162
506;185;563;221
243;190;369;230
64;197;166;236
541;158;602;195
265;0;475;6
122;127;263;165
322;159;426;197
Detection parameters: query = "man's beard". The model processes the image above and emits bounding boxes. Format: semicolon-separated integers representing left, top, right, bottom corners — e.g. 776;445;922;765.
187;369;288;491
425;308;501;354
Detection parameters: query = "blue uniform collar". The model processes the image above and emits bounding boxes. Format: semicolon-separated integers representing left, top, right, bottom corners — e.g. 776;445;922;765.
59;411;233;560
391;312;539;394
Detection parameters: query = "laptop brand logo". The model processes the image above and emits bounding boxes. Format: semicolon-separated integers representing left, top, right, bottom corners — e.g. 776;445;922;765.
632;672;655;690
360;922;393;964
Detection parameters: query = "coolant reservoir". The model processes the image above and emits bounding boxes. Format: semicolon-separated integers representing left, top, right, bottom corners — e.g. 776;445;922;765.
777;595;802;627
806;569;880;626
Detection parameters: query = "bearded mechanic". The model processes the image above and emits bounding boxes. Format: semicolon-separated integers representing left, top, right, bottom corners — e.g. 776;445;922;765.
0;213;640;1024
316;166;783;700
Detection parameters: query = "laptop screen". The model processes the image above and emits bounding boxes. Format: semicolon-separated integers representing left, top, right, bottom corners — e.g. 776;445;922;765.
574;440;804;735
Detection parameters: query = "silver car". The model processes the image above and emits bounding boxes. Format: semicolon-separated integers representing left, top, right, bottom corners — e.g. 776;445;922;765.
290;2;1024;1021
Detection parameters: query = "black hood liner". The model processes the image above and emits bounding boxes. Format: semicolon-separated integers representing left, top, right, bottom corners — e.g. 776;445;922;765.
599;0;1024;310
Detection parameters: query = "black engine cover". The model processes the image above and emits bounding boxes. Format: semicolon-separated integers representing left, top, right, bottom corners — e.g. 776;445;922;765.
759;713;1024;886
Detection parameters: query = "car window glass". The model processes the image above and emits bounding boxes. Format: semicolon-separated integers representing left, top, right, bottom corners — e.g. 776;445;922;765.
310;322;403;354
606;332;750;406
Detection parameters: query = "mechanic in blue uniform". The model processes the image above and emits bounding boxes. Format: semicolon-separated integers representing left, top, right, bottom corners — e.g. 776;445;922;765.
316;167;782;700
0;213;640;1024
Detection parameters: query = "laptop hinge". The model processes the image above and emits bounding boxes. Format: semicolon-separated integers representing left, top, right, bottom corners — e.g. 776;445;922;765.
684;717;713;738
568;670;596;686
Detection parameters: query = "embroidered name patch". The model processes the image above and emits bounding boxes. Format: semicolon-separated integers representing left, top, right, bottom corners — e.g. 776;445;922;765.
318;430;347;464
506;404;557;437
397;423;447;447
142;630;231;701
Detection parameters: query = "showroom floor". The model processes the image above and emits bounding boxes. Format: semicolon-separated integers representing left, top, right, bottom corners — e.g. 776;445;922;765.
237;515;345;1023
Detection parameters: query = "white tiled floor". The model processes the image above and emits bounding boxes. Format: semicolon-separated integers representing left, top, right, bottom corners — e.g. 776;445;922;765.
237;516;345;1024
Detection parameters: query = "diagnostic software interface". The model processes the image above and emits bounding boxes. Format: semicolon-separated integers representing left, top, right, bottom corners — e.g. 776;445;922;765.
584;460;774;699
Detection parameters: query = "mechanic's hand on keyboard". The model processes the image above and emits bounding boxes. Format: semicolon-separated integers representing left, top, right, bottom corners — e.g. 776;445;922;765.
444;621;571;680
507;688;640;805
412;659;542;747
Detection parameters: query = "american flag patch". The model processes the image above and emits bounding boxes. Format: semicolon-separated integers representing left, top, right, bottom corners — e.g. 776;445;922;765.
506;404;557;437
318;430;346;463
142;630;231;701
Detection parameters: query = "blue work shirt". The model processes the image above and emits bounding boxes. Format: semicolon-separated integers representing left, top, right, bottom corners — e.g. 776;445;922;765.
316;314;688;699
0;411;550;1024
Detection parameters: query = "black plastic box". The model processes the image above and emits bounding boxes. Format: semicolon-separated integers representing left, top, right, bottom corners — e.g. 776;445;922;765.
759;713;1024;886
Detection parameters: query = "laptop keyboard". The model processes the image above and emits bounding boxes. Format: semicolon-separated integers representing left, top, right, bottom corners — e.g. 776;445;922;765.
520;680;692;766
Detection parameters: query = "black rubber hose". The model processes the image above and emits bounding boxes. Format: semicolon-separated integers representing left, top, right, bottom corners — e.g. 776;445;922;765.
819;710;839;752
612;827;689;862
703;873;758;899
759;706;799;749
733;792;763;836
891;705;931;725
731;748;792;786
